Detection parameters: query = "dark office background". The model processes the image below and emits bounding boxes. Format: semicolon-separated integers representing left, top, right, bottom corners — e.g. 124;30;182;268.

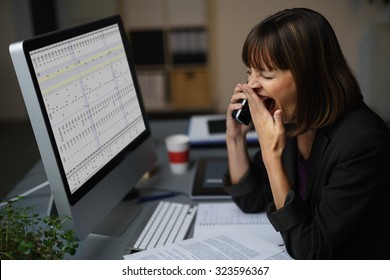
1;0;389;200
0;0;59;199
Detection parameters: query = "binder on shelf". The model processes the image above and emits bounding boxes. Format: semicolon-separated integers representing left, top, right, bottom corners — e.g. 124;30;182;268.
137;70;166;109
130;30;165;65
169;28;207;64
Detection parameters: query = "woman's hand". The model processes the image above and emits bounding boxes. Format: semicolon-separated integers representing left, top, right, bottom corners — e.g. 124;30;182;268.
237;84;290;209
237;84;286;164
225;84;253;184
226;84;253;142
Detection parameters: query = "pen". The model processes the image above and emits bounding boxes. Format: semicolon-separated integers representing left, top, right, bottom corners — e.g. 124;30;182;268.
138;192;176;203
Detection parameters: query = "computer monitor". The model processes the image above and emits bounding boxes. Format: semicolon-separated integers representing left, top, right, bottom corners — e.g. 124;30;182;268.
9;15;157;240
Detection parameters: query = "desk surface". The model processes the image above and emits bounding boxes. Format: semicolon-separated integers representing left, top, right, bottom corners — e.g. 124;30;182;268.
9;119;258;259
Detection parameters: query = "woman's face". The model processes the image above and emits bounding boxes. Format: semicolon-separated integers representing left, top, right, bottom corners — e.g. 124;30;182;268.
247;66;297;123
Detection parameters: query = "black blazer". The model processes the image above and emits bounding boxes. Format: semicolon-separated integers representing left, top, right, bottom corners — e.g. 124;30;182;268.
224;102;390;259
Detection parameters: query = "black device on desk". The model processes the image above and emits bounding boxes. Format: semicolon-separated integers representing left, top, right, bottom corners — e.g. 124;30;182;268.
9;15;163;241
191;158;230;200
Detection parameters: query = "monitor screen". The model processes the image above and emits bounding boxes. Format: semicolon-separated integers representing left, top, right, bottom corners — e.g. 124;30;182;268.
28;20;147;204
10;15;157;240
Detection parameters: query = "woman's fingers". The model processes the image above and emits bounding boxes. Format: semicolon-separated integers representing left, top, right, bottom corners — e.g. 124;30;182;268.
273;110;285;134
230;84;247;104
238;84;269;118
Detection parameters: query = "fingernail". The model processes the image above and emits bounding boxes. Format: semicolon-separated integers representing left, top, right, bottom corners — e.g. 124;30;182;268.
275;110;283;118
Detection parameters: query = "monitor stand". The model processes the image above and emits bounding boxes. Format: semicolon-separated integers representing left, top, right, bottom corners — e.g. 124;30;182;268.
47;189;142;238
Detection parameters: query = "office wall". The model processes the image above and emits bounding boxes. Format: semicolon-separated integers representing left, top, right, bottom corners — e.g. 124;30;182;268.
210;0;390;120
0;0;33;120
1;0;389;121
55;0;118;28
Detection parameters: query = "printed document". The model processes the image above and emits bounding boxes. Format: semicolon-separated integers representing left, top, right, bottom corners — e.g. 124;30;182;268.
194;202;284;245
123;231;290;260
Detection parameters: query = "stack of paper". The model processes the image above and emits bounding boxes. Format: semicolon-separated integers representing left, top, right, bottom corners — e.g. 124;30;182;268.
124;202;292;260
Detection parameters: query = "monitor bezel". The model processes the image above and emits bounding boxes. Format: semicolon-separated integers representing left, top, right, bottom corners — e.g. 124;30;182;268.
20;15;151;206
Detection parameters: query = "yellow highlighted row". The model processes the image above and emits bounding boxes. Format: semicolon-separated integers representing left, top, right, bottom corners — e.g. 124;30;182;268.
38;44;123;83
41;52;126;95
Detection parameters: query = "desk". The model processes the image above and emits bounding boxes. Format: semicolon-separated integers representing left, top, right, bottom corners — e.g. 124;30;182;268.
8;119;257;259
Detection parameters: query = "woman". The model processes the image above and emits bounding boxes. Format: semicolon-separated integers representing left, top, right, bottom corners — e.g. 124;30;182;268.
224;8;390;259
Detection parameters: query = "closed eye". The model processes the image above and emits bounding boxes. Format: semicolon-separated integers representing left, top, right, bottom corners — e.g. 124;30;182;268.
260;70;276;80
261;74;275;80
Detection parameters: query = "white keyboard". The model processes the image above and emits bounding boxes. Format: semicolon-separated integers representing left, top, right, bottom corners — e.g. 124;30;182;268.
126;201;197;253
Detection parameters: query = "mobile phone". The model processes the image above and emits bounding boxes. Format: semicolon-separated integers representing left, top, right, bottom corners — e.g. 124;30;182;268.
232;99;251;125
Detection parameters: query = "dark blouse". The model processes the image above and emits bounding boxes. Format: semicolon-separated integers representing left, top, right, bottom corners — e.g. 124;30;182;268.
297;153;308;201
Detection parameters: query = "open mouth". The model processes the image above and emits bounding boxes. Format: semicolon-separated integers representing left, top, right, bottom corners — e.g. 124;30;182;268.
261;97;276;113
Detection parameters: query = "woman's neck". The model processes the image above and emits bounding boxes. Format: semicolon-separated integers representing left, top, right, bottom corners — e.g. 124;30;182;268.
297;129;316;160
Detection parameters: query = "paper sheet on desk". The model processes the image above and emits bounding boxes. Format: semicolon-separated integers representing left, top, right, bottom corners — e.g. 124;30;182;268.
123;231;291;260
194;202;284;246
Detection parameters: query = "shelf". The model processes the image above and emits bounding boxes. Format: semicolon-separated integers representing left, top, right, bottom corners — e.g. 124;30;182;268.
119;0;212;112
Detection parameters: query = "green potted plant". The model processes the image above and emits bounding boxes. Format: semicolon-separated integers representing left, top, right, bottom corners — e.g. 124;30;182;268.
0;197;78;260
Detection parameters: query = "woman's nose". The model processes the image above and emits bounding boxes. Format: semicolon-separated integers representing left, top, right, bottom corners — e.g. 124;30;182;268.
247;80;262;90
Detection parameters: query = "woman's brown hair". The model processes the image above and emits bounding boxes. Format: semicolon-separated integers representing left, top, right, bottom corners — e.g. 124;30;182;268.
242;8;363;136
